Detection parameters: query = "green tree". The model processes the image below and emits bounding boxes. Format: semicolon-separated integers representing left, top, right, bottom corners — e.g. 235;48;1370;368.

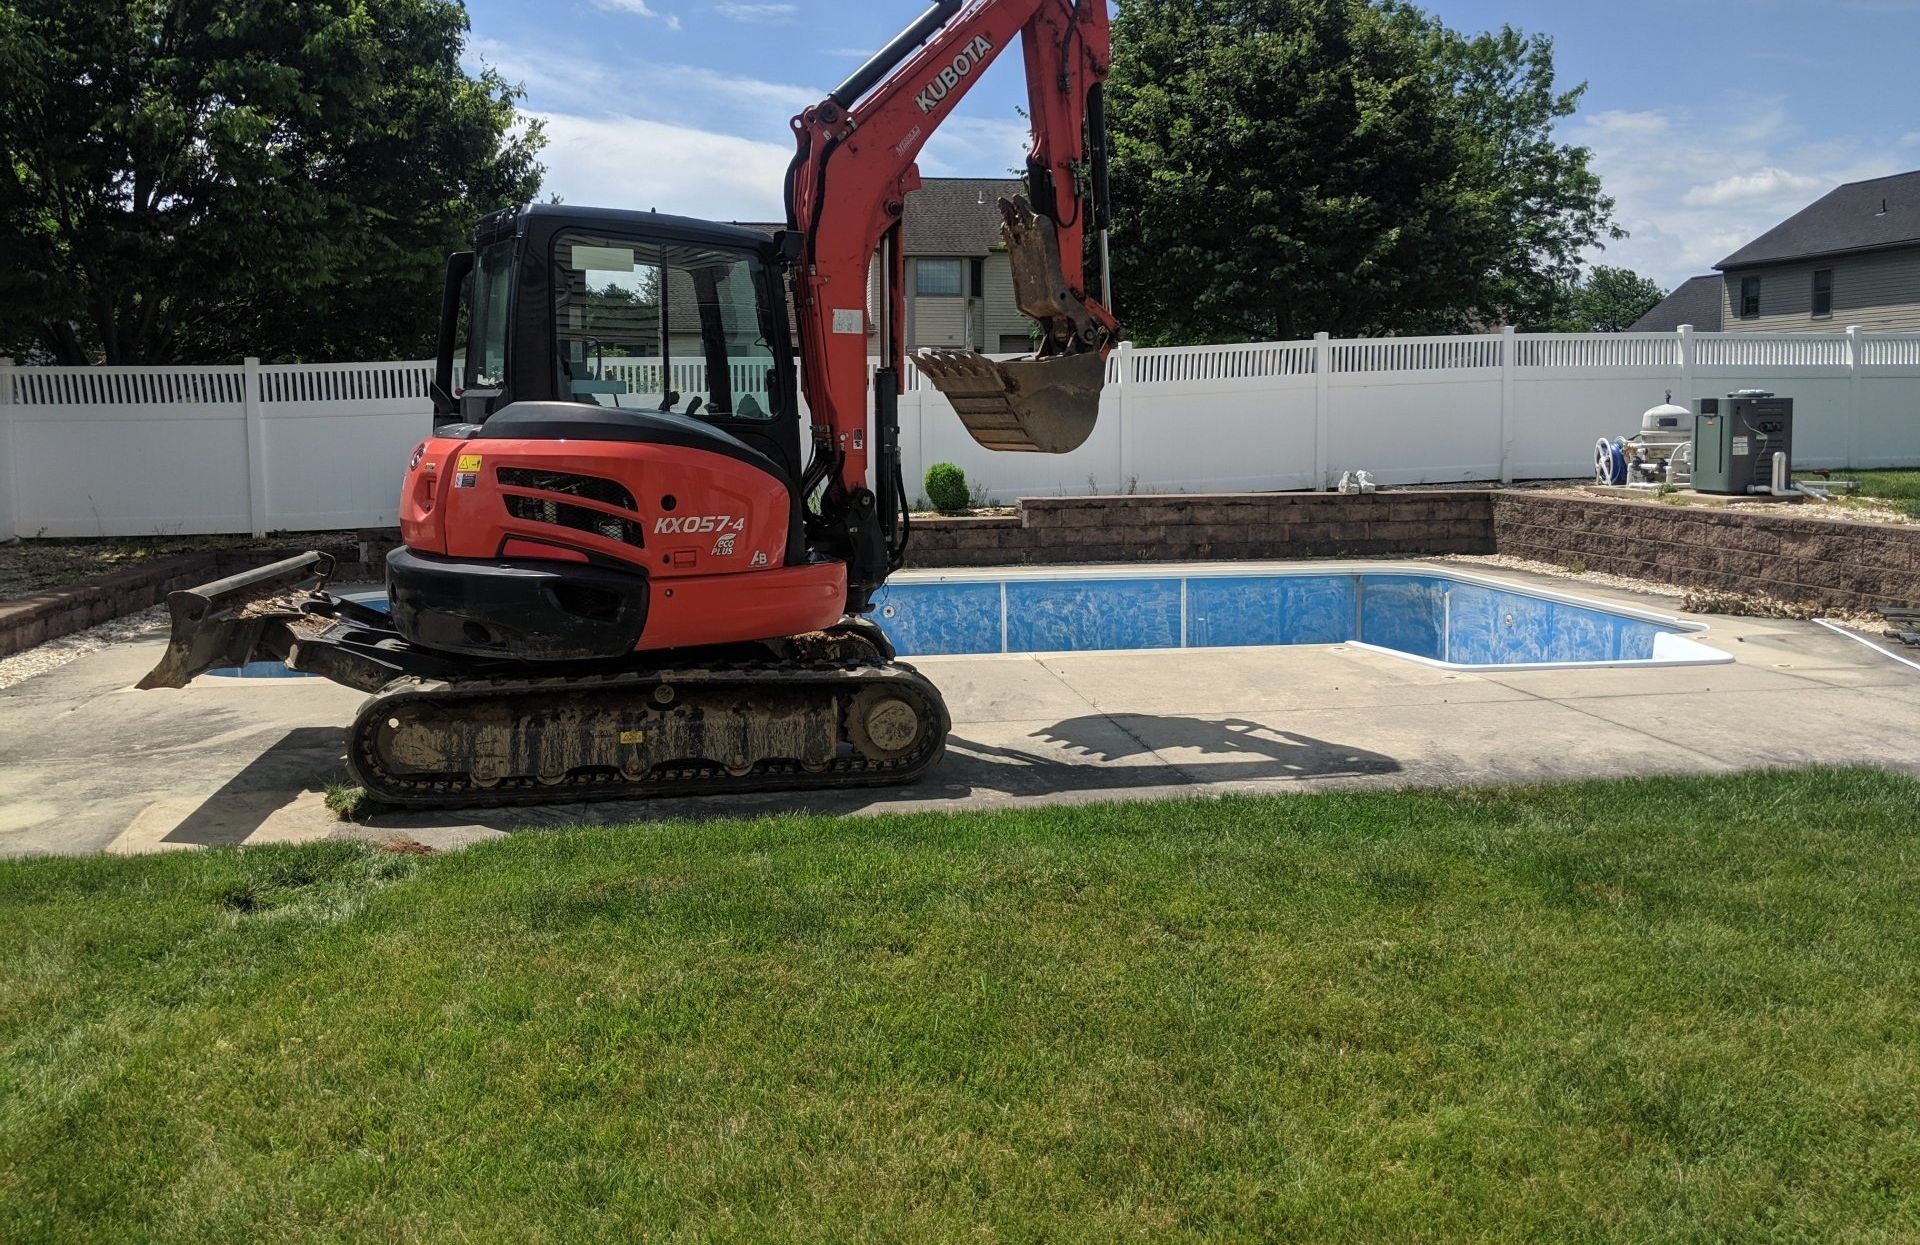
1550;266;1668;332
0;0;543;365
1106;0;1620;343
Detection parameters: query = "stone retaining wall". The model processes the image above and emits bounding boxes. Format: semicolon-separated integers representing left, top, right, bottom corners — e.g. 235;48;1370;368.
906;493;1495;567
0;541;372;659
1491;494;1920;612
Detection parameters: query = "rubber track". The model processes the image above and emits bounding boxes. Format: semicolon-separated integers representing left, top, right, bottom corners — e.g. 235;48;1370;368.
344;657;949;808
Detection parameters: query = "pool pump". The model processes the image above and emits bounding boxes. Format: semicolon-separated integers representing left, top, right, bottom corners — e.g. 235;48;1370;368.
1593;394;1694;487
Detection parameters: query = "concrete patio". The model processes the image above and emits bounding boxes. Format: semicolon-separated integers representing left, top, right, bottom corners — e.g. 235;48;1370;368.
3;562;1916;859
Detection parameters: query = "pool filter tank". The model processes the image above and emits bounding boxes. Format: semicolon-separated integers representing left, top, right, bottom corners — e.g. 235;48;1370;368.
1693;391;1793;495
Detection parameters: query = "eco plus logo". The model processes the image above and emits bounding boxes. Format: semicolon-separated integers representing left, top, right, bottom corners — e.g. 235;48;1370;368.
712;533;737;557
914;35;993;113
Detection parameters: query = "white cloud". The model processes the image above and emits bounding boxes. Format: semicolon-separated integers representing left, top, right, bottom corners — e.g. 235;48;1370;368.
711;2;797;20
532;112;792;220
591;0;681;30
470;37;816;126
915;116;1031;178
1567;102;1906;288
1581;109;1671;138
1680;167;1825;207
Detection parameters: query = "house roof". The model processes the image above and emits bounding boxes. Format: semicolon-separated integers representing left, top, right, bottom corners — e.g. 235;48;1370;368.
1629;274;1723;332
900;177;1023;256
1715;170;1920;270
732;177;1024;259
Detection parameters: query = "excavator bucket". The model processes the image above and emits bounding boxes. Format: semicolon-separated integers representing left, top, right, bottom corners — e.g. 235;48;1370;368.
910;349;1105;453
909;195;1109;454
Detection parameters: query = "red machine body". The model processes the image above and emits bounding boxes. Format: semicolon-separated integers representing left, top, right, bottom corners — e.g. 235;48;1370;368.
399;433;845;653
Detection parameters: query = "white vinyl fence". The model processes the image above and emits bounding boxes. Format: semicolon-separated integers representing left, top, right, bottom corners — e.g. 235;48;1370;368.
2;326;1918;539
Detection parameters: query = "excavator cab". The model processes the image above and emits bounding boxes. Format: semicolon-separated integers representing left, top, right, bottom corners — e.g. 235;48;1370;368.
432;206;806;490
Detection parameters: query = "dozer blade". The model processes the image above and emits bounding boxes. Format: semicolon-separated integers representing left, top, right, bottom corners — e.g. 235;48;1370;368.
911;348;1105;454
137;551;335;689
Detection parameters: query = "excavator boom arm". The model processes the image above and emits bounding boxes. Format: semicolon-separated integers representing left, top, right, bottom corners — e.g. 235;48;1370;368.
785;0;1117;505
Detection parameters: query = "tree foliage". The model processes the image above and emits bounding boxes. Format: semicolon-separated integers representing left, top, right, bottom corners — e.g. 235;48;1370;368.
1551;265;1667;332
1106;0;1621;343
0;0;544;364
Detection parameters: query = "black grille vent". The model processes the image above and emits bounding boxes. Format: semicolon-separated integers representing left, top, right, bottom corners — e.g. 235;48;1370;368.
504;495;646;547
496;468;636;511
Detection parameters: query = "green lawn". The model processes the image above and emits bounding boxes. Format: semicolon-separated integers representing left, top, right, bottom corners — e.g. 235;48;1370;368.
6;770;1920;1241
1798;468;1920;517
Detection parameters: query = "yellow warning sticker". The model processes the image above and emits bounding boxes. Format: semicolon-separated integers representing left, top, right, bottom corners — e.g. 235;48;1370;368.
456;453;484;473
618;729;646;745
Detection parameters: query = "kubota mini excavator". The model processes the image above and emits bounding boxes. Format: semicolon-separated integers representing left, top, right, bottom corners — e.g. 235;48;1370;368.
140;0;1118;806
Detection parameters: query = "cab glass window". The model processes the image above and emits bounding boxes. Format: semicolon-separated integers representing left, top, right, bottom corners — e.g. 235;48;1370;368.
552;232;781;422
464;240;514;392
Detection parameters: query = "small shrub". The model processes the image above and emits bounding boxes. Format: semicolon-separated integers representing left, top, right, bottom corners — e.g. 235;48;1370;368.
924;462;969;512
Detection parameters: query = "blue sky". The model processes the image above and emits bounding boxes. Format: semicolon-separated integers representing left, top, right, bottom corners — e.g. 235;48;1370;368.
462;0;1920;290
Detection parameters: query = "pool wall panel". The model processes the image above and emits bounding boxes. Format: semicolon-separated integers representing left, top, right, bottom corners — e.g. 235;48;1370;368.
1006;578;1182;652
1358;575;1446;662
1188;575;1357;648
872;582;1003;655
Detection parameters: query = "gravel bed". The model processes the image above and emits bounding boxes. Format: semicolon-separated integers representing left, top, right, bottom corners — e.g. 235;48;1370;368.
0;606;168;691
1438;552;1886;628
0;531;362;598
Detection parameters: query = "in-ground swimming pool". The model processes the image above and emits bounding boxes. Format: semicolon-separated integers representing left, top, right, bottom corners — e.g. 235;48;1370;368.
869;564;1729;670
208;564;1727;677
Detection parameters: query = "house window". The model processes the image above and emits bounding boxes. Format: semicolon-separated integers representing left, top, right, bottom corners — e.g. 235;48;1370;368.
970;257;985;298
1812;268;1833;318
916;258;963;296
1739;275;1761;318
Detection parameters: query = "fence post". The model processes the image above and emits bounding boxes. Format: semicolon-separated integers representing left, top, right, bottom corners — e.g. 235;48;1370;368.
1498;326;1516;484
1312;331;1331;490
1677;324;1696;407
1113;339;1133;492
243;357;268;538
1845;324;1863;470
0;357;14;542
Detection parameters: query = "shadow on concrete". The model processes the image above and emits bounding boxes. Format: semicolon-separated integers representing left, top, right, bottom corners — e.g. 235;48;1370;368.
163;726;341;847
959;715;1401;789
356;713;1401;834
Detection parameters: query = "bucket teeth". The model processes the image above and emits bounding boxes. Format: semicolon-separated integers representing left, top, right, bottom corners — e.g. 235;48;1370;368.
910;348;1104;454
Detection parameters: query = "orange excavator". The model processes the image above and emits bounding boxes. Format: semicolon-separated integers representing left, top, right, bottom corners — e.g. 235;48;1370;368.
141;0;1118;806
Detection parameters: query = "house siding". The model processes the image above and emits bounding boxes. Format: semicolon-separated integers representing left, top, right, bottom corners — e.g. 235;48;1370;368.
981;251;1033;351
910;255;972;348
1721;246;1920;332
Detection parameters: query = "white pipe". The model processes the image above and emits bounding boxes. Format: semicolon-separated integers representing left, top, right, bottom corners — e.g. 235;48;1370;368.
1772;450;1789;494
1813;618;1920;675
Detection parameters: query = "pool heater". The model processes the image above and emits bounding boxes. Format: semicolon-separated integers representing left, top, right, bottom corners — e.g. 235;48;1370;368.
1693;391;1793;495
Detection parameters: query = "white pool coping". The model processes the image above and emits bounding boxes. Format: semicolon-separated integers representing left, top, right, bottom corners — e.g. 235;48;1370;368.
885;560;1732;672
